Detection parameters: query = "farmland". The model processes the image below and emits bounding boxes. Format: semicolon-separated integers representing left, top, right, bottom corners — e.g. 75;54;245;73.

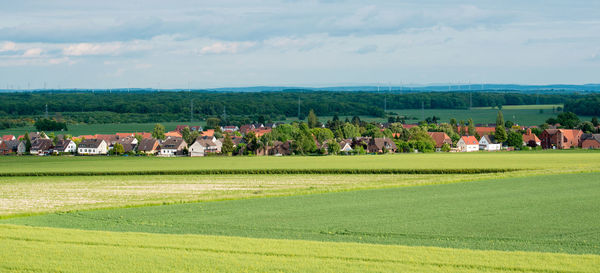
1;152;600;272
0;121;205;137
6;172;600;254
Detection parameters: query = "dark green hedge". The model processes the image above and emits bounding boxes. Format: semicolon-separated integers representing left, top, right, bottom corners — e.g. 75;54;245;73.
0;168;521;177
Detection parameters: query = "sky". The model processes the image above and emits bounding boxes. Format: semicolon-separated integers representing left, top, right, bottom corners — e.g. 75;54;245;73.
1;0;599;89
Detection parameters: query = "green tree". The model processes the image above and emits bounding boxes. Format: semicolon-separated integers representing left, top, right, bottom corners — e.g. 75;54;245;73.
307;109;318;128
292;123;317;154
152;123;165;140
494;111;507;143
441;143;451;152
311;128;334;143
112;143;125;155
467;118;475;136
24;132;32;153
327;141;341;155
206;118;221;129
556;112;580;129
496;110;505;127
506;131;523;148
592;116;599;127
134;134;143;144
341;123;360;139
221;134;234;155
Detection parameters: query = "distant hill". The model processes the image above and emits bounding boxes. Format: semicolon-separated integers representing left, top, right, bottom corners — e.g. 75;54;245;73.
1;84;600;94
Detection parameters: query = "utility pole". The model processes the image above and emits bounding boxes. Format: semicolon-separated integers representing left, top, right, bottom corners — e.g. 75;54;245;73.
190;99;193;123
297;97;301;120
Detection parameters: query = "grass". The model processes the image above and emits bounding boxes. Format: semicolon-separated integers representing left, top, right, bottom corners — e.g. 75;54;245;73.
0;173;504;216
1;151;600;175
7;172;600;254
471;104;562;110
0;121;205;137
1;224;599;273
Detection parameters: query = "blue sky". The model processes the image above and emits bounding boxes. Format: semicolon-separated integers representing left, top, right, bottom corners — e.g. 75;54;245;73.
1;0;599;89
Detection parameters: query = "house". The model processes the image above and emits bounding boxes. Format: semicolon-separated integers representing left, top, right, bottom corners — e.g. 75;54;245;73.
159;137;187;156
117;136;138;146
201;129;215;137
1;140;20;155
475;127;496;136
77;139;108;155
176;125;202;132
137;138;160;155
367;138;397;153
0;141;8;155
2;135;15;142
522;128;541;147
30;138;53;155
165;131;183;138
269;140;292;156
540;129;583;149
189;136;220;156
53;139;77;154
252;128;272;137
221;126;239;132
457;136;479;152
239;124;255;134
95;134;119;149
427;132;452;151
17;141;27;155
580;134;600;149
479;135;501;151
339;139;353;152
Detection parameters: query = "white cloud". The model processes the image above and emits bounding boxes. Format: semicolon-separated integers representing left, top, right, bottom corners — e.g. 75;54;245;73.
22;48;42;57
198;41;256;55
63;42;123;56
1;41;17;51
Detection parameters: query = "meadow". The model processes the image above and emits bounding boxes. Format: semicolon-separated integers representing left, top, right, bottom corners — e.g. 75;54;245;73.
1;152;600;272
2;150;600;175
3;225;598;273
6;173;600;254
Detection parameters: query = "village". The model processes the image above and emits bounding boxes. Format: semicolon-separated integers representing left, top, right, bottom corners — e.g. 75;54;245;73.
2;112;599;156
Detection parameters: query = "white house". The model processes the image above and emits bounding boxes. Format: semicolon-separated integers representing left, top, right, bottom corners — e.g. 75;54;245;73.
78;139;108;155
189;141;206;157
339;139;353;152
457;136;479;152
479;135;502;151
54;139;77;154
189;136;220;157
159;137;187;156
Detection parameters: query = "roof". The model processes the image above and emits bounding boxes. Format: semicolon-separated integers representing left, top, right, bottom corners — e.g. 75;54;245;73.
116;133;134;138
194;136;217;147
160;138;186;150
369;137;397;150
31;138;53;150
165;131;183;138
522;130;541;143
481;134;498;144
460;136;479;145
137;138;159;151
2;135;15;141
95;134;119;143
54;139;74;150
78;139;105;148
543;129;582;141
581;134;600;143
117;137;137;145
201;129;214;137
252;128;272;137
475;127;496;136
427;132;451;148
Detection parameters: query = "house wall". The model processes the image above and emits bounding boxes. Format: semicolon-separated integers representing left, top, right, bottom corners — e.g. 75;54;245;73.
582;139;600;149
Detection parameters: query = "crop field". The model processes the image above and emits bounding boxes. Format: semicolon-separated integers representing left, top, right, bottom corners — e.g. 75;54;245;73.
1;152;600;272
0;121;204;137
2;150;600;175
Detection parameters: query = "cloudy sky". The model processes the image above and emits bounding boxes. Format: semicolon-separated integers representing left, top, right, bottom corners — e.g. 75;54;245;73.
1;0;599;89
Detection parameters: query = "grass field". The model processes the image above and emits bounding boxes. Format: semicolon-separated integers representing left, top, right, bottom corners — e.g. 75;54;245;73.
2;152;600;272
1;151;600;175
6;173;599;254
3;225;598;273
0;121;205;137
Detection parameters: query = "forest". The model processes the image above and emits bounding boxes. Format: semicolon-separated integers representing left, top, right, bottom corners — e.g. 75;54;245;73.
0;90;590;127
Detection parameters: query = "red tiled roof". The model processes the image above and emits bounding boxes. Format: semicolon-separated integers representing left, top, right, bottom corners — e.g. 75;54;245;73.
201;129;214;137
116;133;134;138
253;128;272;137
165;131;182;138
427;132;451;148
2;135;15;141
461;136;479;145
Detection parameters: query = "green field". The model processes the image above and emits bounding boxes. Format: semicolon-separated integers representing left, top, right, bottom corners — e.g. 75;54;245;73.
0;121;205;137
2;151;600;175
1;152;600;272
6;173;600;254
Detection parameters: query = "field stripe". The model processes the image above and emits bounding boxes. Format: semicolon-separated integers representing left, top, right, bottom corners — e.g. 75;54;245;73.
0;168;521;177
1;225;598;273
